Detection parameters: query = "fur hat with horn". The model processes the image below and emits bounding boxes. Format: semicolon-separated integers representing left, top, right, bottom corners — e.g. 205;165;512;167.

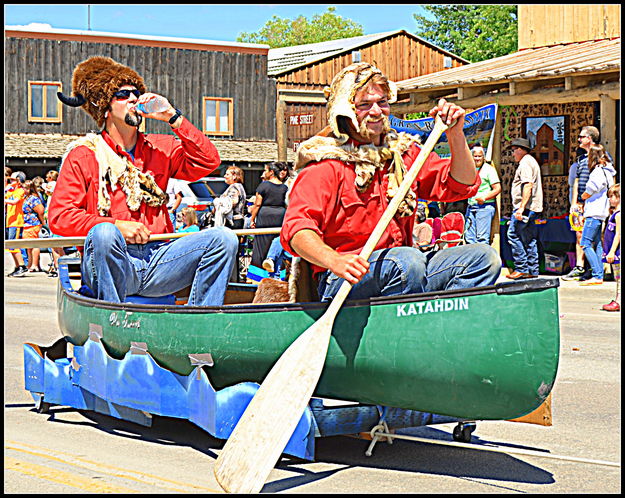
323;62;398;145
57;56;146;128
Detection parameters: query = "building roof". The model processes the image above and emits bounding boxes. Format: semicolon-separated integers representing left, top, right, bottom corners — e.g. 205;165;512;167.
268;30;468;76
4;133;295;163
396;37;620;93
5;24;270;55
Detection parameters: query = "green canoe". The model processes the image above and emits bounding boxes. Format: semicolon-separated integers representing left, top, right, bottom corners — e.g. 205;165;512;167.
56;260;560;421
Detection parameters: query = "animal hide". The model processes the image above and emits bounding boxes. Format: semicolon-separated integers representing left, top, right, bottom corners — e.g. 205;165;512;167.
295;130;420;217
62;134;167;216
252;278;291;304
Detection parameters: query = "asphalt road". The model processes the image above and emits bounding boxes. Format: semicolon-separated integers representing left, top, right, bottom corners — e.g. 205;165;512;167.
4;252;621;493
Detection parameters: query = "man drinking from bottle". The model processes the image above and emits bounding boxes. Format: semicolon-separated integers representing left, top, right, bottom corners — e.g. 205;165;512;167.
48;56;238;305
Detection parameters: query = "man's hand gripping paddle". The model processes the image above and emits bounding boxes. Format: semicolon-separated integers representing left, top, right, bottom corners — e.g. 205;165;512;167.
214;115;451;494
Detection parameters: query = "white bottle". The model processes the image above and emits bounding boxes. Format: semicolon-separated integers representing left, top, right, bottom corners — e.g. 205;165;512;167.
136;96;169;114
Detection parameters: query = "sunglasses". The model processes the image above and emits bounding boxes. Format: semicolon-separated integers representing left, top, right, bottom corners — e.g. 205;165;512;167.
112;89;142;100
578;135;590;139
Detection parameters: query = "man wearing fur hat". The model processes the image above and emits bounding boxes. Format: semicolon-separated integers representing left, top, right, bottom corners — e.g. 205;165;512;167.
280;62;500;301
48;56;238;305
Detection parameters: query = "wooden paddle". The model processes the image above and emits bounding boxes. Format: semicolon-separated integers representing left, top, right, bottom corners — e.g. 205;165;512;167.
3;227;281;250
213;115;452;494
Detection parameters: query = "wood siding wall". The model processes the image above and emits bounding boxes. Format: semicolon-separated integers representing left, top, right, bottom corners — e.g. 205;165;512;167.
518;5;621;49
276;34;465;91
5;36;276;141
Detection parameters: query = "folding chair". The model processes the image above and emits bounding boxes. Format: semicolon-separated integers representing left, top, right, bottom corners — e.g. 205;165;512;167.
436;212;465;250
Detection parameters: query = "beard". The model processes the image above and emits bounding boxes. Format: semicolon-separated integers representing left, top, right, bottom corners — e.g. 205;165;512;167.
125;111;142;127
357;114;391;141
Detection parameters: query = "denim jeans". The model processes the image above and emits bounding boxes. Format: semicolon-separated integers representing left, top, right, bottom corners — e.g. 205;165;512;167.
317;244;500;302
465;203;496;244
507;211;539;275
81;222;239;305
266;237;292;273
580;217;604;279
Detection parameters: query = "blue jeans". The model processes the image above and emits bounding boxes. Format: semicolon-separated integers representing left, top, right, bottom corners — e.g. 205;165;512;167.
507;211;539;275
6;226;28;263
81;223;238;305
266;237;292;273
465;203;496;244
317;244;500;302
580;217;604;279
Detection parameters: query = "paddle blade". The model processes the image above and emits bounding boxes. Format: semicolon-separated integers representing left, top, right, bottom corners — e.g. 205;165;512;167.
214;314;335;493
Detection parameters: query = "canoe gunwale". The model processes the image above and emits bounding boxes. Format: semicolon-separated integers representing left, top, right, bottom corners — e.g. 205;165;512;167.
58;276;560;314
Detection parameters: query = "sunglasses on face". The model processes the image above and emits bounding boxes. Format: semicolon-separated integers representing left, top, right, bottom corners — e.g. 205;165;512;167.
112;89;142;100
578;135;589;139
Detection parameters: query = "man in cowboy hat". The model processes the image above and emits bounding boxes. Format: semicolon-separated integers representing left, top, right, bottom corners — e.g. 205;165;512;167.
48;56;238;305
505;137;543;280
280;62;500;302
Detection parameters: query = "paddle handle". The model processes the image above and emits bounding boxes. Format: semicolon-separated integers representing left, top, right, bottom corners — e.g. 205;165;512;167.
4;226;281;250
328;115;451;313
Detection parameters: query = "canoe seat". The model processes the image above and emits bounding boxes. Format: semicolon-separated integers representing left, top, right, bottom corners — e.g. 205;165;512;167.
124;294;176;305
77;284;176;305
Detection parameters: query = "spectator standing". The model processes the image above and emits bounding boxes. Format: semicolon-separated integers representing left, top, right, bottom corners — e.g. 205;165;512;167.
247;162;289;281
506;138;543;280
165;178;185;230
213;166;247;229
177;207;201;233
578;144;616;286
5;171;28;277
602;183;620;311
43;170;58;196
42;188;66;278
464;145;501;244
21;180;47;272
562;126;600;280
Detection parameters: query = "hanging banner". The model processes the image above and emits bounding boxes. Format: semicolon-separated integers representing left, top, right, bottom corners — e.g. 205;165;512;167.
389;103;498;162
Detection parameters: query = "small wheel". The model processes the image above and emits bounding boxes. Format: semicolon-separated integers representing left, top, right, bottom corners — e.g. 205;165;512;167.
453;423;474;443
36;400;51;414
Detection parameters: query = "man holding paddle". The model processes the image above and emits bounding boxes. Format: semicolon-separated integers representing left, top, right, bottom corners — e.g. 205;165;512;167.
281;62;500;301
214;63;501;493
48;56;238;305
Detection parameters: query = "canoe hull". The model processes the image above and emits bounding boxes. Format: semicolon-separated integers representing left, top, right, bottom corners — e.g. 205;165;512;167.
56;268;560;421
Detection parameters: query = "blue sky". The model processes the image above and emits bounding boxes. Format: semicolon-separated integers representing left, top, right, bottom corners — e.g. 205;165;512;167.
4;4;431;43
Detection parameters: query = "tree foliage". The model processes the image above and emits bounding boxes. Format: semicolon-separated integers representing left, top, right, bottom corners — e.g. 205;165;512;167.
413;5;518;62
236;7;364;48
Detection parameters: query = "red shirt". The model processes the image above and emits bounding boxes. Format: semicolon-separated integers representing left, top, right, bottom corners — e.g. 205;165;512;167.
48;118;220;236
280;142;480;277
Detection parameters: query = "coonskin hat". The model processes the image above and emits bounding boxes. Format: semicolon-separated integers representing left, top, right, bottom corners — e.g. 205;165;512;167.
323;62;397;145
57;56;146;128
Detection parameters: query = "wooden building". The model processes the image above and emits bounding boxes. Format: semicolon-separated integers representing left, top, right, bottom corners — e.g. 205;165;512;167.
391;5;620;253
268;30;468;159
4;25;294;194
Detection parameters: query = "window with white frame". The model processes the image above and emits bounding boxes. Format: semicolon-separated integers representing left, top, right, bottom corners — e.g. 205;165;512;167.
28;81;62;123
203;97;233;135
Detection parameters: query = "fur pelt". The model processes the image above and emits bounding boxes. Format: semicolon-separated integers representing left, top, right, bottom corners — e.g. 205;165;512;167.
62;133;167;215
295;129;420;217
252;278;291;304
324;62;397;145
71;56;146;128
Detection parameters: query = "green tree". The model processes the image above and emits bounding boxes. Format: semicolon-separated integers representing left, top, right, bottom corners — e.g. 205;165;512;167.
413;5;517;62
237;7;364;48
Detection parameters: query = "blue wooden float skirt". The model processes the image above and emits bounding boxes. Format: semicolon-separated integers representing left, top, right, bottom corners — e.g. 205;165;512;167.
23;336;462;461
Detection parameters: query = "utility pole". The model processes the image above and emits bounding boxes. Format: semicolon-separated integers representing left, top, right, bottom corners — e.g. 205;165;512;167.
87;5;91;30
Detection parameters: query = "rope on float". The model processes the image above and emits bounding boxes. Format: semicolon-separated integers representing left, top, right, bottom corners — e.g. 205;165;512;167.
366;429;620;468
